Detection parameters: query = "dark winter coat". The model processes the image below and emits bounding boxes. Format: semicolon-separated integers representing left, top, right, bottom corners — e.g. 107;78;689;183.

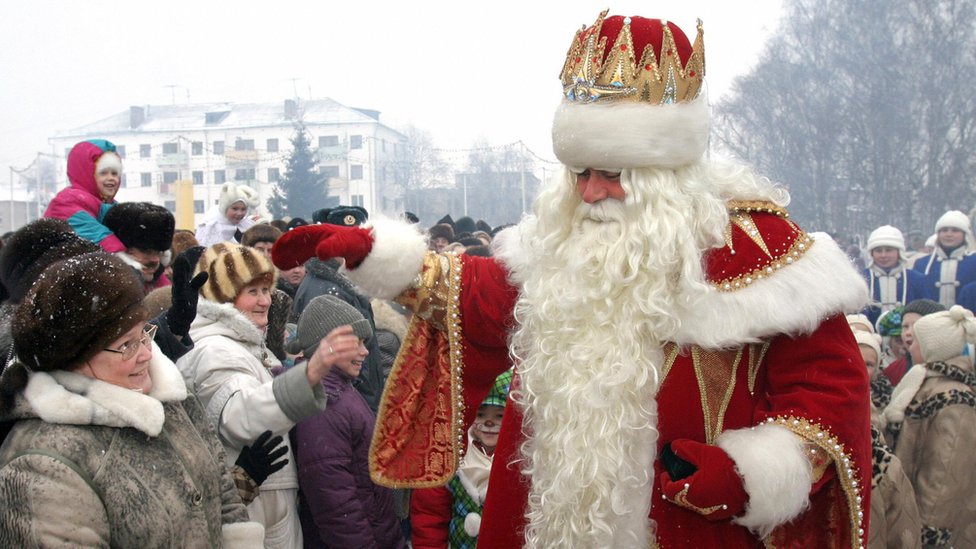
294;369;405;549
293;258;386;412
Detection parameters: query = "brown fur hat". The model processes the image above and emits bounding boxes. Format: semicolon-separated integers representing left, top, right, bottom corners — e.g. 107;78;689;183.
170;230;199;259
241;223;283;248
0;218;100;303
13;252;148;371
428;223;454;241
196;242;275;303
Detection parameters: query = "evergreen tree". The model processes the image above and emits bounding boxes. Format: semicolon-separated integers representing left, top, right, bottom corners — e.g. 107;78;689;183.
268;125;330;219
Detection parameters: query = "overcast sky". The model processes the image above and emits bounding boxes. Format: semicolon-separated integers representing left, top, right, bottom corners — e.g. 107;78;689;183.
1;0;782;178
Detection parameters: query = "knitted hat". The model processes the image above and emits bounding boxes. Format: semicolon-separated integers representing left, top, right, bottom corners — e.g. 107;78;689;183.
103;202;175;252
241;223;282;248
866;225;905;253
428;223;454;241
12;252;148;371
846;314;875;334
903;299;946;318
217;183;260;214
287;295;373;358
913;305;976;363
853;331;882;362
0;218;100;303
934;210;970;233
196;242;275;303
312;206;368;227
552;12;708;169
876;306;904;337
481;368;513;408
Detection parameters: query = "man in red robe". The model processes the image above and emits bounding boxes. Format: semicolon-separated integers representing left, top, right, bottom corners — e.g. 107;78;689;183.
273;11;872;548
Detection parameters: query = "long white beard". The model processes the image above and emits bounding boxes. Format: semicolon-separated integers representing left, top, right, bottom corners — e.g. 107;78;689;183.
510;166;728;548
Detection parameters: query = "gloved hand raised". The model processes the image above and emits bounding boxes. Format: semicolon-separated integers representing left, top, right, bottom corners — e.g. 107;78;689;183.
235;430;289;486
272;223;374;270
166;247;208;338
658;439;749;521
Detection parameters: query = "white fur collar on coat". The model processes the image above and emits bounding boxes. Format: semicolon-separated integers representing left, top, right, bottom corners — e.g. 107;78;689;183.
190;299;278;368
16;341;187;437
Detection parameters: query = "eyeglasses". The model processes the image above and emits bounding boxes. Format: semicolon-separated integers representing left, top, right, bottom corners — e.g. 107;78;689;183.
103;324;157;361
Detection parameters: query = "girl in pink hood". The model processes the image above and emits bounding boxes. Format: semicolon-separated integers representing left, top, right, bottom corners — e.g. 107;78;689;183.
44;139;126;252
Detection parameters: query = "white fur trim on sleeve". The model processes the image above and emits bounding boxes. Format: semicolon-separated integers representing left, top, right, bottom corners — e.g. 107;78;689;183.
344;217;427;300
674;232;870;348
551;94;710;169
716;423;812;538
491;220;532;285
221;521;265;549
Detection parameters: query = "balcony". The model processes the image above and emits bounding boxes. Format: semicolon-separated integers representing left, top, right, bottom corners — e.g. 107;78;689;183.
315;146;347;163
224;149;260;167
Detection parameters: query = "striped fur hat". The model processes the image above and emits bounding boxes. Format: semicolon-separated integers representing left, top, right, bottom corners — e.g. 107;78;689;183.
196;242;275;303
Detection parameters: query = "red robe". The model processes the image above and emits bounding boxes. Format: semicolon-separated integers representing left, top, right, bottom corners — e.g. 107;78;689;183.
367;202;872;548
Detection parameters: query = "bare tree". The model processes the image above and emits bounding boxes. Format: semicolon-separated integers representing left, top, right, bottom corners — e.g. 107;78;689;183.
715;0;976;239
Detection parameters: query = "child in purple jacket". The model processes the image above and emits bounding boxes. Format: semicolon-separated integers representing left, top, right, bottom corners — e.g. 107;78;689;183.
290;295;406;549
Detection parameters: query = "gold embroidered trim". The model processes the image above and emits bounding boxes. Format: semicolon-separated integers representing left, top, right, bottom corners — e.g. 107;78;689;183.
691;346;742;444
444;253;466;471
712;232;814;293
766;416;865;548
660;342;680;386
727;199;789;218
729;212;773;258
670;484;728;516
747;342;770;395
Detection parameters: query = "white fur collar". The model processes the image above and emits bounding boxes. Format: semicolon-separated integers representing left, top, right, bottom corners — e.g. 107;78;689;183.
20;341;187;436
193;299;266;347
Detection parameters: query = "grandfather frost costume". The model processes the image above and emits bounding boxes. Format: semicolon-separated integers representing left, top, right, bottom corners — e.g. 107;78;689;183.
273;11;872;549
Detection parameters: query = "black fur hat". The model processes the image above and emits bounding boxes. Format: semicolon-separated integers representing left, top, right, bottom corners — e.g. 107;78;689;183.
0;218;100;303
103;202;175;252
312;206;368;227
454;216;477;235
13;252;148;371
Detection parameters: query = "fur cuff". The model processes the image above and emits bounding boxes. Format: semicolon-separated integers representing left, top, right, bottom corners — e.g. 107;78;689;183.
221;521;265;548
717;423;812;538
344;217;427;300
551;94;709;169
674;232;869;348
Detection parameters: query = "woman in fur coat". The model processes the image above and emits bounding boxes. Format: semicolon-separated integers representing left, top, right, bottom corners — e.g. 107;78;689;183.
884;305;976;548
0;253;264;547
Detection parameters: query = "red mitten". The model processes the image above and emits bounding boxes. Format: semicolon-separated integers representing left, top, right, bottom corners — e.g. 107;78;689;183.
658;439;749;521
271;224;374;270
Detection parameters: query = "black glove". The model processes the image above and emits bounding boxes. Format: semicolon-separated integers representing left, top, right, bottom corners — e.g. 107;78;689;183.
166;247;208;338
235;430;289;486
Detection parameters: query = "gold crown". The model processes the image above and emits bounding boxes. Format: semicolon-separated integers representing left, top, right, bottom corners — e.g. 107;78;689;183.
559;10;705;105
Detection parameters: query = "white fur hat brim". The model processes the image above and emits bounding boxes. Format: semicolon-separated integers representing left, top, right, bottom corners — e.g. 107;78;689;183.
95;152;123;174
551;93;709;169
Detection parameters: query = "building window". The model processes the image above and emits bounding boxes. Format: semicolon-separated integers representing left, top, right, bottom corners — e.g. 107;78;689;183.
213;141;224;155
140;144;151;158
192;141;203;155
215;170;226;184
194;200;205;213
140;173;152;187
350;165;363;180
321;165;340;179
164;200;176;212
162;142;179;154
192;170;204;185
234;138;254;151
268;168;280;182
351;194;364;207
350;135;363;149
267;138;279;153
319;135;338;148
235;168;254;181
163;172;178;184
116;145;126;158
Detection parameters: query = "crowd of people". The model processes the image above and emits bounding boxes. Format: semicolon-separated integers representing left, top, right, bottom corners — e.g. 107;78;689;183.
0;8;974;549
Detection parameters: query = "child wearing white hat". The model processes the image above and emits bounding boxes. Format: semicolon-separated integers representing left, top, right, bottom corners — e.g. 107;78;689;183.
860;225;929;324
195;183;262;247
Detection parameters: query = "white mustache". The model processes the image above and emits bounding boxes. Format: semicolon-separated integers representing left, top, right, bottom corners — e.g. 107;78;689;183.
476;424;501;434
578;199;627;222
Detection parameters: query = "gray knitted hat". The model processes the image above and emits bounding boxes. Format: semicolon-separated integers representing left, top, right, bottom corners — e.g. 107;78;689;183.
287;295;372;358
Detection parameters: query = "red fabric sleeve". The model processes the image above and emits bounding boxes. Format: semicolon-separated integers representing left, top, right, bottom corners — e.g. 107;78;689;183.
410;486;452;549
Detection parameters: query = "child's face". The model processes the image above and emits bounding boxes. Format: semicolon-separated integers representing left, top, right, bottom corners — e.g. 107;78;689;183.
472;404;504;452
334;338;369;378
